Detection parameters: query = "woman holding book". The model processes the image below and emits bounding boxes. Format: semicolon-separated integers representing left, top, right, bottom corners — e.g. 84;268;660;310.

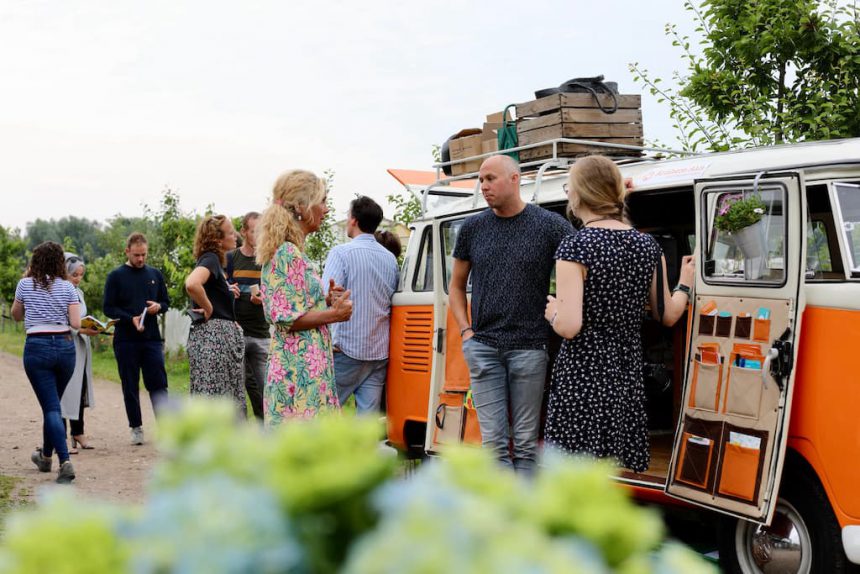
63;253;99;453
185;214;247;415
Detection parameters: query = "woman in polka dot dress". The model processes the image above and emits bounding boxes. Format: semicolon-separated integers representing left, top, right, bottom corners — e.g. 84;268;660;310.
544;156;695;472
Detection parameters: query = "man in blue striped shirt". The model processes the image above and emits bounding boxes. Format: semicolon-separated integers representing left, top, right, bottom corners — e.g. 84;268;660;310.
322;196;399;414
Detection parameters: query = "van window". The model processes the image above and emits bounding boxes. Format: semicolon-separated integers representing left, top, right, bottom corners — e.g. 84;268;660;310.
440;219;464;292
833;183;860;277
412;227;433;292
703;185;786;285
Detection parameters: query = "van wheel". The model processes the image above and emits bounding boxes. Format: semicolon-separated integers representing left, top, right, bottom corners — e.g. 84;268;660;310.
718;464;847;573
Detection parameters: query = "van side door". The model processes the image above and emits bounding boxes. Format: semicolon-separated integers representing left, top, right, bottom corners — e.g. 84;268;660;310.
665;172;807;524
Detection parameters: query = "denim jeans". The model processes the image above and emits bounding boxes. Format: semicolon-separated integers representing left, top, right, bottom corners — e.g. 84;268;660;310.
333;352;388;414
461;337;548;474
23;334;76;462
113;340;169;428
243;335;270;420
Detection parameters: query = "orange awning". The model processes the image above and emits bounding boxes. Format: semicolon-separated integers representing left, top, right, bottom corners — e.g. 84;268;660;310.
387;169;476;190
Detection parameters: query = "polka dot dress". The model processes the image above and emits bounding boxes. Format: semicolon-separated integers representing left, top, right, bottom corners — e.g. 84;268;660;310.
545;228;662;473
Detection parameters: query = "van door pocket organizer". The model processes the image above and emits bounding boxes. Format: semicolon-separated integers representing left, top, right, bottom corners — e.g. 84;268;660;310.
723;345;766;418
433;392;466;446
734;315;752;339
715;313;733;337
689;345;724;412
716;426;768;504
674;417;723;492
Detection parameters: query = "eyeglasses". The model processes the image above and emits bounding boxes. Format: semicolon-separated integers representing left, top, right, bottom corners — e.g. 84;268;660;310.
66;256;82;264
563;183;569;195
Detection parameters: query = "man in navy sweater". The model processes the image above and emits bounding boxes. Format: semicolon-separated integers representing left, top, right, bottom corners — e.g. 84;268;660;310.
103;232;170;445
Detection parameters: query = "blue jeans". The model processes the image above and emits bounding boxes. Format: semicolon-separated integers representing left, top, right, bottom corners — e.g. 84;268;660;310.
461;338;548;474
23;334;76;462
333;352;388;414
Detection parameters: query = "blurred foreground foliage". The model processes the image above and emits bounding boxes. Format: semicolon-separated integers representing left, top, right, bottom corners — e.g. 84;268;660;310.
0;400;715;574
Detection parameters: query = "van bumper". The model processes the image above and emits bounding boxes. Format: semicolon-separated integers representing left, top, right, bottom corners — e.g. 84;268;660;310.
844;525;860;565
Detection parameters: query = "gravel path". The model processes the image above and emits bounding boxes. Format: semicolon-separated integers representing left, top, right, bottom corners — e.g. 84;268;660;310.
0;350;158;505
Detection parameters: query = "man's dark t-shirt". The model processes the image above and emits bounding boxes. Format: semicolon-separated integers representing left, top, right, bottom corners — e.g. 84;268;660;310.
103;264;170;342
452;203;573;350
195;252;235;321
227;248;269;339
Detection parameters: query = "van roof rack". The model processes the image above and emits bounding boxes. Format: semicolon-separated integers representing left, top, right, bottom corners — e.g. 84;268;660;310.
420;137;696;215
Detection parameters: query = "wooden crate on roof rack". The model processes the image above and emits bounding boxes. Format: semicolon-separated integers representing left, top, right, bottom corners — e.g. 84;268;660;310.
516;93;643;161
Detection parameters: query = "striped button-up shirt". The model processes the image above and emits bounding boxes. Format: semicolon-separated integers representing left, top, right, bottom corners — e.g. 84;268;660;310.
322;234;400;361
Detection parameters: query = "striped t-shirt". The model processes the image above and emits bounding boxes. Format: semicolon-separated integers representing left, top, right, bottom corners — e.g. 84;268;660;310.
14;277;80;333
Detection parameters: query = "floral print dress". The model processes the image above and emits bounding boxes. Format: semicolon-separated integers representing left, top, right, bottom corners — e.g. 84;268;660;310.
261;242;339;425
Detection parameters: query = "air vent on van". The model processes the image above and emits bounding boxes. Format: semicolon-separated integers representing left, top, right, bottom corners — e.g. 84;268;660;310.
401;310;433;373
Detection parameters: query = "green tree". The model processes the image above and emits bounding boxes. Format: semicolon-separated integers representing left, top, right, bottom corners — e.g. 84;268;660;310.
25;216;107;259
305;170;340;273
630;0;860;151
0;226;27;304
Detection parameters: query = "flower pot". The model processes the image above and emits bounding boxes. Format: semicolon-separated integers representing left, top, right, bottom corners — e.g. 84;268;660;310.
733;220;765;260
731;220;767;280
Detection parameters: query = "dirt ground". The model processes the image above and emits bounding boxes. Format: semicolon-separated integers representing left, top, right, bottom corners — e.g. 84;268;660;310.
0;350;157;506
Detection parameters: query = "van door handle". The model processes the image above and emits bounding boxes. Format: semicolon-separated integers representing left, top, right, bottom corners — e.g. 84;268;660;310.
435;328;445;352
762;348;779;390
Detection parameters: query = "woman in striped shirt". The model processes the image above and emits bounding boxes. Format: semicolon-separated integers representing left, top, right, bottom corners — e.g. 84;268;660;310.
12;241;80;484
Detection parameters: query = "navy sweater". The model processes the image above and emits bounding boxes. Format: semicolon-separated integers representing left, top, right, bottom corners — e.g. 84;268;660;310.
103;264;170;342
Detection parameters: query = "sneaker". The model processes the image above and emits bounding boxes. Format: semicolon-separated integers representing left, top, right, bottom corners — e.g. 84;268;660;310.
56;461;75;484
31;447;52;472
131;427;144;445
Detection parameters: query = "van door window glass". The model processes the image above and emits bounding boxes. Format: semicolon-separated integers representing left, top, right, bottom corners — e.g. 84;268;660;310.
704;186;786;285
833;183;860;277
807;220;833;277
412;227;433;292
441;219;471;293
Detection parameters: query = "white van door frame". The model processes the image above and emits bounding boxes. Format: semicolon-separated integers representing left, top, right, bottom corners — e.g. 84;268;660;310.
666;171;807;524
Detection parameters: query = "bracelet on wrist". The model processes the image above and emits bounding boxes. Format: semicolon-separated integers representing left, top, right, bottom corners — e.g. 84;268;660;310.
460;326;474;337
672;283;692;296
549;311;558;326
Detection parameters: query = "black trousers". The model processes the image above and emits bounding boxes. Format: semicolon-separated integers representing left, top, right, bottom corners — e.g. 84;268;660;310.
113;340;169;428
69;375;87;436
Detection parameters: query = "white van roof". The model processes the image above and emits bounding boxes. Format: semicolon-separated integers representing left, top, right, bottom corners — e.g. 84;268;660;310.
421;138;860;219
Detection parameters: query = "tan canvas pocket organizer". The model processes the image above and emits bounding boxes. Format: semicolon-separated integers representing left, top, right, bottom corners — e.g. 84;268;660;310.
689;356;723;412
723;347;765;418
433;392;465;447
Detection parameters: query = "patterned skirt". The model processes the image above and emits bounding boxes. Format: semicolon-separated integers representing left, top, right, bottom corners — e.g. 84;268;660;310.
188;318;246;414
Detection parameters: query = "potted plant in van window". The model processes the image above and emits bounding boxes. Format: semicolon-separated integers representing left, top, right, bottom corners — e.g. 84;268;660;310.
715;193;767;259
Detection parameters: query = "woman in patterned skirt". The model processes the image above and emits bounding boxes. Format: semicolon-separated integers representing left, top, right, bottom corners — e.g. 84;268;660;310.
544;156;695;472
255;170;353;425
185;214;246;415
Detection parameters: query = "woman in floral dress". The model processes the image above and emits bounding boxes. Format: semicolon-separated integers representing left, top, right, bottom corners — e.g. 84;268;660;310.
256;170;353;425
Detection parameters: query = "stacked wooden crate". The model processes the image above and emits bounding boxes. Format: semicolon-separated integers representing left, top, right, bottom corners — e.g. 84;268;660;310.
515;93;643;161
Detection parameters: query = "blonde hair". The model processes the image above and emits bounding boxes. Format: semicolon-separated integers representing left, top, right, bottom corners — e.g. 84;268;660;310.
566;155;627;221
193;214;230;267
256;170;326;265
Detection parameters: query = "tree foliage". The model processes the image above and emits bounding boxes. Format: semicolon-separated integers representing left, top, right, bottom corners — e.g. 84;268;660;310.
630;0;860;151
304;169;340;274
0;226;27;305
25;216;107;260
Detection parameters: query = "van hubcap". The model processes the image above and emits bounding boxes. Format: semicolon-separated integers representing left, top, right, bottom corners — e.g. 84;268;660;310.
735;500;810;573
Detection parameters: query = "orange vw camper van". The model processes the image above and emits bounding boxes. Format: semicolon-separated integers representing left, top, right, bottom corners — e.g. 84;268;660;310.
385;138;860;572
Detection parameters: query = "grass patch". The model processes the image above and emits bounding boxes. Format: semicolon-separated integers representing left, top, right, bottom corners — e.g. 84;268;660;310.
0;328;190;393
0;475;31;537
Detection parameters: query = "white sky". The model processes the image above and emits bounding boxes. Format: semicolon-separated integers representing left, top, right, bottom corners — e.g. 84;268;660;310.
0;0;694;231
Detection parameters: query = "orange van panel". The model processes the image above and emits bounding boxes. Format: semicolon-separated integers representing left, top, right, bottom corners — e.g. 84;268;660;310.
445;308;481;445
790;305;860;526
386;306;433;450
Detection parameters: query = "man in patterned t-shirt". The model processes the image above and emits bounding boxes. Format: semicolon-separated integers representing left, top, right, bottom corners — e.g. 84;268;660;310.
450;155;573;474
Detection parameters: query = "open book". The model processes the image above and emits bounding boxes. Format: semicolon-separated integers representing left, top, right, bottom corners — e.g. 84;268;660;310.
80;315;119;334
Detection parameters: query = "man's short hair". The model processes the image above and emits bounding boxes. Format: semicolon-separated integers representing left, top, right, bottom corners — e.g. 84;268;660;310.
126;232;148;249
350;196;384;234
241;211;260;231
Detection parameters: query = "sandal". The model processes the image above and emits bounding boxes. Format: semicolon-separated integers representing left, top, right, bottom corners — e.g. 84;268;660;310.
72;435;94;450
